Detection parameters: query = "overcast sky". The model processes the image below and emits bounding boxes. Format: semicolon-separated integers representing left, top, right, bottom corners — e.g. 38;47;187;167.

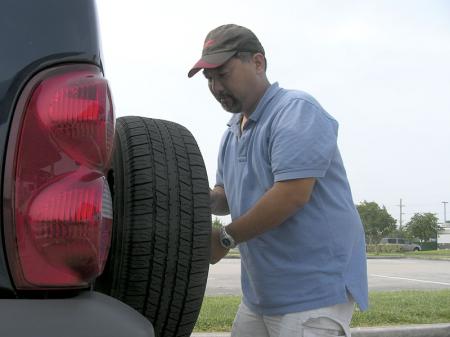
96;0;450;225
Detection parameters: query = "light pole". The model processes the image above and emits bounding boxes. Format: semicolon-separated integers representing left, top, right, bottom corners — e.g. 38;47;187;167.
442;201;448;226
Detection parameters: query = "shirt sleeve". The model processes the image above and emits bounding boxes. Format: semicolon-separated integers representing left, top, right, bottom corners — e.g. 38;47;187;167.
270;99;338;182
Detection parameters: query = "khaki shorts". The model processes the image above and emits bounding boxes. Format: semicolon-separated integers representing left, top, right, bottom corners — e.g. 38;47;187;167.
231;299;355;337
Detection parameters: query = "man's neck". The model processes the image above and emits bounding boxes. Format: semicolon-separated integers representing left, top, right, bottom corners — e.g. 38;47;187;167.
242;80;271;118
240;114;248;133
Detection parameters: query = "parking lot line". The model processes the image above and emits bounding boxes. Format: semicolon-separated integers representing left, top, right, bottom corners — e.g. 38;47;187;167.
370;274;450;286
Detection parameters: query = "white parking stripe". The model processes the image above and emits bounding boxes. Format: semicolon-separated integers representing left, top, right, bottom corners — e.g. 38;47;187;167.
371;274;450;286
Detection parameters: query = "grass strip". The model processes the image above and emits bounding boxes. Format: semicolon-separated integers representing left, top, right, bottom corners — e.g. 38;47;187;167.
367;249;450;260
408;249;450;256
352;290;450;326
194;290;450;332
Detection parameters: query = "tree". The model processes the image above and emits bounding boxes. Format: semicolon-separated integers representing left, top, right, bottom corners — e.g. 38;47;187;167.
212;216;224;229
388;226;411;240
356;201;397;244
405;213;440;243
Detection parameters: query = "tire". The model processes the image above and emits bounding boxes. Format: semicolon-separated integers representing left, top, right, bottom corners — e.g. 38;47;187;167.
96;116;211;337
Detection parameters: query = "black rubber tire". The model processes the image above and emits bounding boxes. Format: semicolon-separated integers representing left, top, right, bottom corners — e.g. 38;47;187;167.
96;116;211;337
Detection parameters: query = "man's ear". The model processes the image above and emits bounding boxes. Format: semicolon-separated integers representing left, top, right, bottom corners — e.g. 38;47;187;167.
253;53;266;73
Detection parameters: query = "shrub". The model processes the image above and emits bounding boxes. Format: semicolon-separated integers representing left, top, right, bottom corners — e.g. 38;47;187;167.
366;244;403;254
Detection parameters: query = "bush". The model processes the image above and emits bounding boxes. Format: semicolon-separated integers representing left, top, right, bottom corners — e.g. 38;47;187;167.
366;244;403;254
418;241;437;250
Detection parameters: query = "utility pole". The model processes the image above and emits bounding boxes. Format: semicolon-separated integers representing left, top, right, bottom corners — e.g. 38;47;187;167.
442;201;448;226
397;198;406;230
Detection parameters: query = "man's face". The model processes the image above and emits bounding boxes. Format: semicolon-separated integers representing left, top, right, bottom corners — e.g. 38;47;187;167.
203;56;257;114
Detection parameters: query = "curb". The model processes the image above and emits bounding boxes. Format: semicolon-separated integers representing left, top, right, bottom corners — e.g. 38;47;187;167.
192;323;450;337
350;323;450;336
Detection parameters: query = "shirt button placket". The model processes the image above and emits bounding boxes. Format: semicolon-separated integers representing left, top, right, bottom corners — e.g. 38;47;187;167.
238;127;249;163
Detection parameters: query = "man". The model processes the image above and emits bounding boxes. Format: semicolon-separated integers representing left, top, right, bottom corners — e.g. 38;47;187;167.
188;24;368;337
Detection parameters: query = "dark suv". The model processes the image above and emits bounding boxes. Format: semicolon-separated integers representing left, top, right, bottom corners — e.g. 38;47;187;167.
0;0;211;336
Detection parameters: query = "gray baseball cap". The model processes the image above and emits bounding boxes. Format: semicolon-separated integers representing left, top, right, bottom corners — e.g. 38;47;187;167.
188;24;265;78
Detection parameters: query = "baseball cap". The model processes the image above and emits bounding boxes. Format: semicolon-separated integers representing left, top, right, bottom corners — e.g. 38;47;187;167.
188;24;265;78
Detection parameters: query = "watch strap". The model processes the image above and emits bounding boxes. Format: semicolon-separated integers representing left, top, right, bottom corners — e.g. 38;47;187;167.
219;225;236;249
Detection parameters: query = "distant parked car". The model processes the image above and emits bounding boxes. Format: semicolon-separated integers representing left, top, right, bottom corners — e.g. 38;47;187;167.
380;238;421;251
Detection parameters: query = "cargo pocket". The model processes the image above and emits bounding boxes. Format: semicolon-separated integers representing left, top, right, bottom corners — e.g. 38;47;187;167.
302;316;349;337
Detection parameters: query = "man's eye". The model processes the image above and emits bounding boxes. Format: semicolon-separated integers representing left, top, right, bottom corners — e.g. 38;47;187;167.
203;71;211;80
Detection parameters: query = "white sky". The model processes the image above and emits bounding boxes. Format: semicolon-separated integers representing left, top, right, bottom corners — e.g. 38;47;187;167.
96;0;450;226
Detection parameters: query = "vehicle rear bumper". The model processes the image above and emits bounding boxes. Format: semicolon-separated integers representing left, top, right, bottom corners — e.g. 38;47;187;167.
0;291;154;337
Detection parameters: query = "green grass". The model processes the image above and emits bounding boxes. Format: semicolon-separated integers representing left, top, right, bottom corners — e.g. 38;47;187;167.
225;248;241;259
409;249;450;256
351;290;450;327
194;290;450;332
194;296;241;332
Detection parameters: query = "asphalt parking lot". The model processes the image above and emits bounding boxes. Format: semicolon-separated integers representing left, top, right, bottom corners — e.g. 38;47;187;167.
368;258;450;291
205;258;450;296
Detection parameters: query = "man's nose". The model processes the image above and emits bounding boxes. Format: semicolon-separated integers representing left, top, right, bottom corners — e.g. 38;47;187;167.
210;77;224;95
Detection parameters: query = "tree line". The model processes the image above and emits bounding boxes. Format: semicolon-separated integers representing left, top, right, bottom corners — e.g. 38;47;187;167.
356;201;441;244
212;201;440;244
212;201;441;245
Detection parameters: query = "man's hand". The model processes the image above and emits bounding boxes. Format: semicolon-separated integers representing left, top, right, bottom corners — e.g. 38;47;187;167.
210;227;229;264
210;186;230;215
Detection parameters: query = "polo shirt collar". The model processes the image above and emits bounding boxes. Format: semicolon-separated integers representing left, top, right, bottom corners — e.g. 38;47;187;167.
227;82;281;128
248;82;280;122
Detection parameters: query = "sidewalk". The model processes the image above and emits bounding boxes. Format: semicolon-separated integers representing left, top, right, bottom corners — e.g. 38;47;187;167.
192;323;450;337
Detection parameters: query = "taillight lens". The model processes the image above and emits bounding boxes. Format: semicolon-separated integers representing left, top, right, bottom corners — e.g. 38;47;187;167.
4;65;114;289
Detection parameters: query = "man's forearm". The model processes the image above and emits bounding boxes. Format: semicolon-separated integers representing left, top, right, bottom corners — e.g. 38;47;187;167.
226;178;315;243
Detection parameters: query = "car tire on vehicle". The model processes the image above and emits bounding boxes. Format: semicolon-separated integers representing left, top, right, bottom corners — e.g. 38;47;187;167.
95;116;211;337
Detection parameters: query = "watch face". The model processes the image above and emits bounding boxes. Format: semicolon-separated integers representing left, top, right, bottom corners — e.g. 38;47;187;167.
222;238;231;247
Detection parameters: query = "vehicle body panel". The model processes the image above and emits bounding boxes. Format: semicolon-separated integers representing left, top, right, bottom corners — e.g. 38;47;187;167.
0;1;156;335
0;292;154;337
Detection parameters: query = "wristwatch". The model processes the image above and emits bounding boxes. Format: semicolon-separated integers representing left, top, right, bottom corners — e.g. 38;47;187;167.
219;226;236;249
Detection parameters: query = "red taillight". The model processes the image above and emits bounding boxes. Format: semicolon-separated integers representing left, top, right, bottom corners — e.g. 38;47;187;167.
4;65;114;289
38;73;114;169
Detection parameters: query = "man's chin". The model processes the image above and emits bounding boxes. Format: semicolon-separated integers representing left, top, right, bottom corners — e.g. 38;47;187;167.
221;104;241;114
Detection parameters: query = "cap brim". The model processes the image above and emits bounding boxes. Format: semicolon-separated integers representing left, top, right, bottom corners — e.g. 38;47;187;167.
187;51;236;78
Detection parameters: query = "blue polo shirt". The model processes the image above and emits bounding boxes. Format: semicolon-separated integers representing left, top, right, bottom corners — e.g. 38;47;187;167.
216;83;368;315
